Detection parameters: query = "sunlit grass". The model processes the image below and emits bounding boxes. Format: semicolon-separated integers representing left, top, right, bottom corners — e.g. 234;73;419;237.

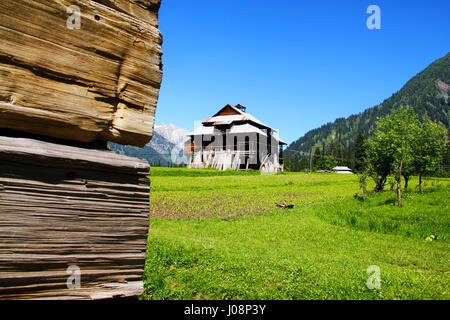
150;171;358;218
143;168;449;300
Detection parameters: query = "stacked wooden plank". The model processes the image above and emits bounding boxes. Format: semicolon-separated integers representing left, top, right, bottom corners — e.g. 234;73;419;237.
0;0;163;299
0;136;150;299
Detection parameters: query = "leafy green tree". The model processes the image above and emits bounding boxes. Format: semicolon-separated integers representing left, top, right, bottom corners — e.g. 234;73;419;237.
365;129;395;192
401;165;414;189
322;156;338;171
366;107;419;206
412;120;447;192
366;106;447;201
439;129;450;176
387;107;419;206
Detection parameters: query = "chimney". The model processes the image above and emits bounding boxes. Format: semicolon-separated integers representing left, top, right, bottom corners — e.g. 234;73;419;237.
235;104;246;112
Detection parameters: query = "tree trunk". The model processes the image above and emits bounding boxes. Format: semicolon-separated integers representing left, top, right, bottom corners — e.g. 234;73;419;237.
404;175;409;189
419;173;423;193
375;174;387;192
397;157;403;207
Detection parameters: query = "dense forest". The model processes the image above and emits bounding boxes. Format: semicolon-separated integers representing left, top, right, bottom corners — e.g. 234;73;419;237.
285;53;449;172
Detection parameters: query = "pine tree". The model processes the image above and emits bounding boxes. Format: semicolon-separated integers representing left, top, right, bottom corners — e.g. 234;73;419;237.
345;142;353;168
313;147;322;170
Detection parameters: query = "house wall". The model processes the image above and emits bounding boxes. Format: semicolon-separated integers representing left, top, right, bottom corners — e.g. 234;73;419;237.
185;130;283;171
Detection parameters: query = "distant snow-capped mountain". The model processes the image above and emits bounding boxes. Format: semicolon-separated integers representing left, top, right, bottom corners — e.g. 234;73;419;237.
154;124;189;146
108;123;190;166
149;124;190;165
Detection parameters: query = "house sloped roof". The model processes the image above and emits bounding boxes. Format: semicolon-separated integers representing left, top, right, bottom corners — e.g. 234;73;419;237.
194;104;288;145
332;166;352;171
188;126;221;136
202;104;275;131
228;123;267;136
273;135;287;145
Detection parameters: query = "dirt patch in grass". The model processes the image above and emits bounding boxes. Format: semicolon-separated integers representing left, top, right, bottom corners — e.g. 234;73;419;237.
151;193;271;218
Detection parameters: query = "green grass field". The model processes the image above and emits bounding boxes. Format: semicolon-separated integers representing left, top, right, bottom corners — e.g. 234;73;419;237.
142;168;449;300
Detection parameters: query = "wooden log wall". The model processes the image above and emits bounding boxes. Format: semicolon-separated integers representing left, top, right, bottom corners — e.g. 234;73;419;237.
0;136;151;299
0;0;163;147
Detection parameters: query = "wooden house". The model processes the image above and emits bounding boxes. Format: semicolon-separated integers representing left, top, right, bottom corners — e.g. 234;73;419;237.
185;104;287;172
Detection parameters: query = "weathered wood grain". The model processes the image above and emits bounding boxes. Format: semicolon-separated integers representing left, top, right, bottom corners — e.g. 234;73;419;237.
0;0;163;147
0;136;151;299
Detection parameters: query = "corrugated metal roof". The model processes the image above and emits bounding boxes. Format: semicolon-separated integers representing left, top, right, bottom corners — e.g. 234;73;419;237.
333;166;353;173
273;135;287;145
188;126;220;136
196;104;287;143
228;124;267;136
202;105;275;131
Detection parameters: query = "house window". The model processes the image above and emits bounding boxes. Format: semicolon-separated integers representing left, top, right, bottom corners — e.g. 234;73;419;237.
234;136;238;151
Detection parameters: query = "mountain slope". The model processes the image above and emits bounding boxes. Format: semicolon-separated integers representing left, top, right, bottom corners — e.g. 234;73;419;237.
154;124;189;146
108;124;190;166
287;53;449;155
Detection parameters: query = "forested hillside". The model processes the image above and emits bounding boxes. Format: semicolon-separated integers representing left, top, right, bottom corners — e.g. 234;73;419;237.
285;53;449;170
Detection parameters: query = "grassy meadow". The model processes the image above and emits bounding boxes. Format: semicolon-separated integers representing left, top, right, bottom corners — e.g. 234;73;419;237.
142;167;449;300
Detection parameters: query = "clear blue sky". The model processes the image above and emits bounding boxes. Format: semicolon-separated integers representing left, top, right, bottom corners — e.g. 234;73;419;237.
154;0;449;145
